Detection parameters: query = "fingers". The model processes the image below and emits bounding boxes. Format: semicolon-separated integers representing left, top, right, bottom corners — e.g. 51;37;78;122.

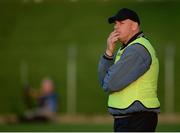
111;37;119;43
110;31;119;38
108;31;119;44
110;31;119;40
106;30;120;56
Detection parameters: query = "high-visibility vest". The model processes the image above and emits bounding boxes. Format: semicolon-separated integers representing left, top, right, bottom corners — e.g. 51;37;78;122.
108;37;160;109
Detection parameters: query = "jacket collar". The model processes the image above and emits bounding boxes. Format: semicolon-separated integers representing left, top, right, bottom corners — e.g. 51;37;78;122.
121;31;144;50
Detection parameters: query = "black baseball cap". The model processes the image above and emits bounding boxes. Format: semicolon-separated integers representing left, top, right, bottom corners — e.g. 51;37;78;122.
108;8;140;25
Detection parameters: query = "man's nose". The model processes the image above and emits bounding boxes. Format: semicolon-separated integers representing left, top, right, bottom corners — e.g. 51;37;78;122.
114;21;119;30
114;24;118;30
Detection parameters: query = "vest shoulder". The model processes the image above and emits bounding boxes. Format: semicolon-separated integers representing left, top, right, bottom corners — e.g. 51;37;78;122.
126;43;150;56
125;43;152;64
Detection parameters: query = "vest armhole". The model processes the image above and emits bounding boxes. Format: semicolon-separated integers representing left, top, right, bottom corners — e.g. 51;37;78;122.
132;43;152;66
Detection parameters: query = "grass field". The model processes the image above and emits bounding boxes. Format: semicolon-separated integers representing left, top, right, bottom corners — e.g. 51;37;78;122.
0;1;180;131
0;123;180;132
0;0;180;116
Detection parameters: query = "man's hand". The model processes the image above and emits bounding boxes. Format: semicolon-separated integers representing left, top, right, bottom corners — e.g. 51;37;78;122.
106;31;119;57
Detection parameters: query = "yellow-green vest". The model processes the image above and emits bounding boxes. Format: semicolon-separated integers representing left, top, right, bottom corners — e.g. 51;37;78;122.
108;37;160;109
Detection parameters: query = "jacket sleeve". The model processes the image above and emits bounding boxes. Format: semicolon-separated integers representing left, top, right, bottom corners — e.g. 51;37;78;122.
98;43;152;93
98;55;114;92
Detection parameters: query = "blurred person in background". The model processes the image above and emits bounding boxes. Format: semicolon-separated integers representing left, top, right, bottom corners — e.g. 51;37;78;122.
20;77;58;122
98;8;160;132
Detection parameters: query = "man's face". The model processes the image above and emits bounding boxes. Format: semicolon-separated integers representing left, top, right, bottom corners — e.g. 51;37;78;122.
41;79;54;95
114;19;134;43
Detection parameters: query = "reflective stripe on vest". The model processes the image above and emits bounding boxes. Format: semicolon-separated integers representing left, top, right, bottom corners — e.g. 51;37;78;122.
108;37;160;109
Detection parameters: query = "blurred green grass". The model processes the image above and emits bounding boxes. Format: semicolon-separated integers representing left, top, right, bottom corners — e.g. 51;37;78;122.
0;123;180;132
0;0;180;115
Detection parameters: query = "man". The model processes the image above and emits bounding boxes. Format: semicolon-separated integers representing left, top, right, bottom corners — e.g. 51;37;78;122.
20;78;58;122
98;8;160;132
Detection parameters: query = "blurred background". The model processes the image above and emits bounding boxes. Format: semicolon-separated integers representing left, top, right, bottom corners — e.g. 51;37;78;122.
0;0;180;131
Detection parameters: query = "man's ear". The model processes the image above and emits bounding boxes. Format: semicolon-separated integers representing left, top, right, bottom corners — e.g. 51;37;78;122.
132;22;138;31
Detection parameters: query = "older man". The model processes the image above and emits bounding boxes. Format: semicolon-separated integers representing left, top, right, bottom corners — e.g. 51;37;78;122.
98;8;160;132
